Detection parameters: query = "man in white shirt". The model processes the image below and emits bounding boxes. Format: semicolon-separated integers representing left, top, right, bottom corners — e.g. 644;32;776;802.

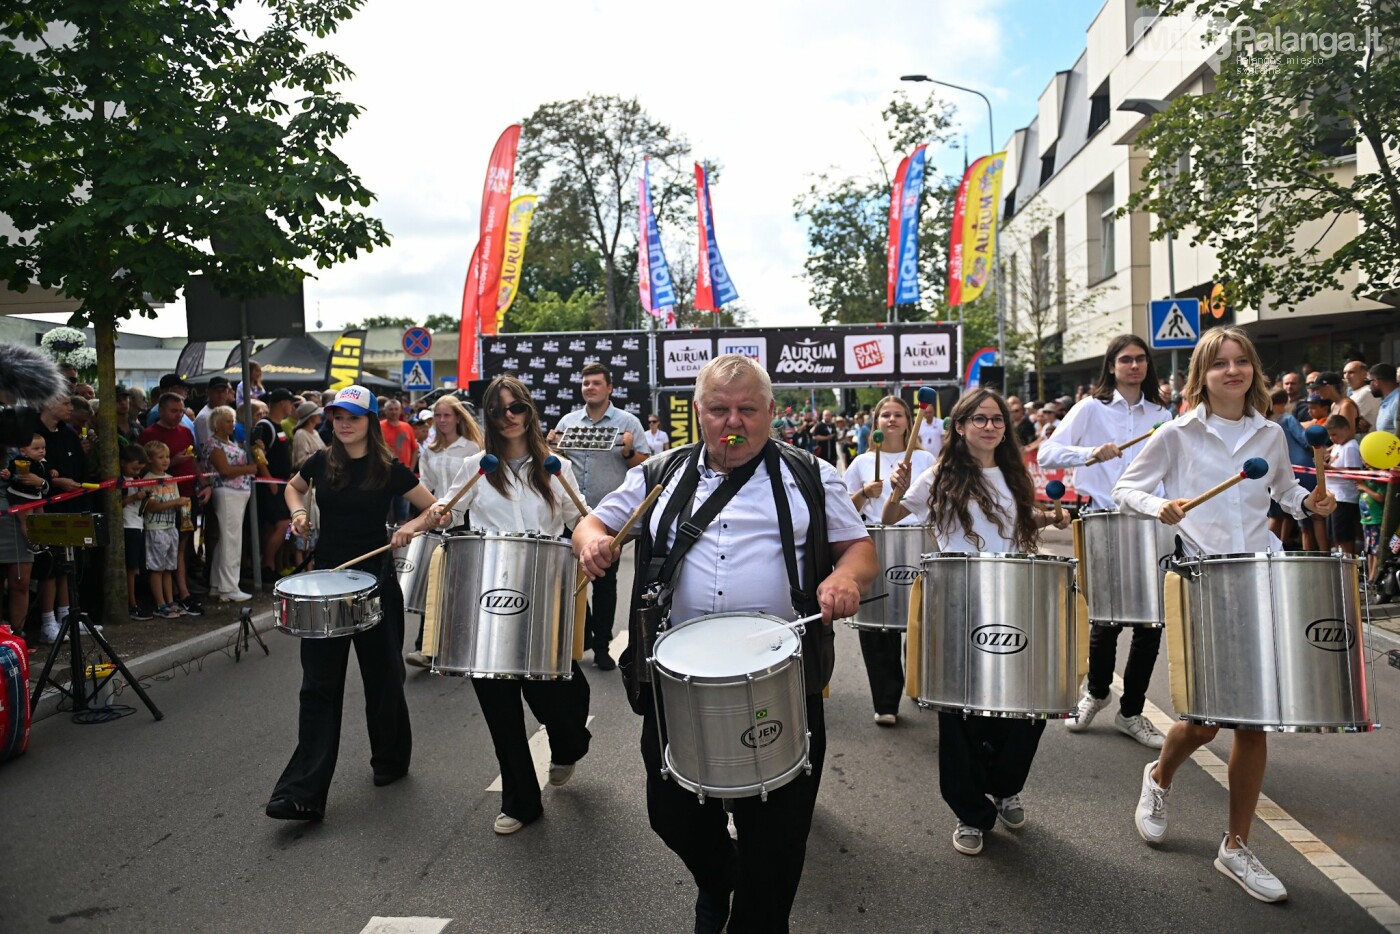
1343;359;1380;433
1040;335;1172;748
193;376;236;447
573;354;874;934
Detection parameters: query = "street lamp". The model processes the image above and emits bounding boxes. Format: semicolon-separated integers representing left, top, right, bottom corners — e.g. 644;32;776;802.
900;74;1003;392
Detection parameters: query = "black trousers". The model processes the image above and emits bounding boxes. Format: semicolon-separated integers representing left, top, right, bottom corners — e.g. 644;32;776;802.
857;629;904;716
1085;623;1163;717
584;559;619;653
641;693;826;934
938;712;1045;830
271;577;411;809
472;663;592;822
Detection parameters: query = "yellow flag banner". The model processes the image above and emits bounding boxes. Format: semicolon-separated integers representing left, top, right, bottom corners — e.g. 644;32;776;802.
327;329;368;391
949;152;1006;306
494;195;537;332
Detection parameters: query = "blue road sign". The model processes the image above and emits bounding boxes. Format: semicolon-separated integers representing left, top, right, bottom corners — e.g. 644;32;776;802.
402;358;433;391
1149;299;1201;349
402;326;433;357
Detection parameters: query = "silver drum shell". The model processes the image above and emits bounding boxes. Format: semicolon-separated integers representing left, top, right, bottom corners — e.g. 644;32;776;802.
846;525;929;631
917;553;1078;718
1174;552;1375;732
431;530;577;680
394;530;444;616
651;612;810;801
274;569;382;638
1078;510;1175;627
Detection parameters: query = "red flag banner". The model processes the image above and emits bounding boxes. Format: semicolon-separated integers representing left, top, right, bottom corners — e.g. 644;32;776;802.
695;163;714;313
476;124;522;338
886;154;911;309
458;241;482;382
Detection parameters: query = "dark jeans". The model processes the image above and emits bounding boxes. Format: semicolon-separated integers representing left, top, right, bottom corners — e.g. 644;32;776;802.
938;712;1046;830
472;663;592;822
1085;623;1163;717
857;628;904;716
641;694;826;934
585;559;619;653
271;577;411;809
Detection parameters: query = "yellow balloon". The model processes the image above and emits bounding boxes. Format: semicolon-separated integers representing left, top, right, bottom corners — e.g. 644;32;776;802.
1359;430;1400;470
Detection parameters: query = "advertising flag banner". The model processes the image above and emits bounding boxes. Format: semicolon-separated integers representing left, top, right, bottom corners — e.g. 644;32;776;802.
176;341;207;381
475;125;522;338
694;163;739;312
327;329;368;391
494;195;537;332
893;145;928;305
886;154;911;309
638;157;677;328
947;152;1007;306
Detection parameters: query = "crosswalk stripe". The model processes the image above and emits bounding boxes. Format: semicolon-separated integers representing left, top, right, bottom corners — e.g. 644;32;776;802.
358;918;451;934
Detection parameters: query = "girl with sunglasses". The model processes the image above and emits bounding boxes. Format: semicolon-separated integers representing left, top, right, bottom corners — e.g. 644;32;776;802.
882;388;1068;857
400;376;589;835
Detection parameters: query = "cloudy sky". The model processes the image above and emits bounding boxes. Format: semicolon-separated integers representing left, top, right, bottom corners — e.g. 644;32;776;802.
36;0;1105;339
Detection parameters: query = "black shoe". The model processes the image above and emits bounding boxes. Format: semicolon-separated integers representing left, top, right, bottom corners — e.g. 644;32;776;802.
593;648;616;671
128;605;154;621
373;769;408;787
694;888;732;934
179;596;204;617
265;796;323;821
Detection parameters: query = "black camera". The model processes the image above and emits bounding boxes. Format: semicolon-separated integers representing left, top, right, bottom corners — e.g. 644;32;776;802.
0;404;44;448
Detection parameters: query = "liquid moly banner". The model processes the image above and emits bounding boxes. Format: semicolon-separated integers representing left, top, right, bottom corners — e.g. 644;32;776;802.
482;331;651;423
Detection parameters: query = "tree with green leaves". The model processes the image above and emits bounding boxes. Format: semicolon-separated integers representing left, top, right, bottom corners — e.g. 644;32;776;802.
0;0;388;615
1125;0;1399;310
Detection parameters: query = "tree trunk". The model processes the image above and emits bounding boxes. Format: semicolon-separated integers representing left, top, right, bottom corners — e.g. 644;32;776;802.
603;255;620;330
96;314;127;620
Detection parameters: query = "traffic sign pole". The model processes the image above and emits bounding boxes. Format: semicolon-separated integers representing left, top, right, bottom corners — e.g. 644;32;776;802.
1167;230;1178;394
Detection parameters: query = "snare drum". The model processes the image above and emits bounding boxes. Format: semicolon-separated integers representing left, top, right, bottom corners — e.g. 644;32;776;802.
846;525;927;631
915;553;1078;718
394;530;444;617
274;569;382;637
650;613;810;802
429;530;577;679
1170;552;1375;732
1076;510;1175;627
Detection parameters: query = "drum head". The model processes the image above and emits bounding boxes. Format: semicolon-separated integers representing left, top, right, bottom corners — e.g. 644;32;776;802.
277;569;377;597
655;614;798;678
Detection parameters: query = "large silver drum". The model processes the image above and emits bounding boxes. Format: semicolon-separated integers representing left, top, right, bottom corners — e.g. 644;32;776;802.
1171;552;1375;732
846;525;928;631
430;530;577;679
916;553;1078;718
274;569;381;638
394;530;444;617
650;613;810;802
1077;510;1175;627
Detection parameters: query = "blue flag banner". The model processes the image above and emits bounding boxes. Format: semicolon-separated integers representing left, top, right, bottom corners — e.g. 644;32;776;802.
894;144;927;305
696;164;739;309
642;158;677;316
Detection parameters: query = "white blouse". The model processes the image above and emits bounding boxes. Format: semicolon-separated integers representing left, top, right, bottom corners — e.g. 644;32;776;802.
419;436;480;526
844;448;936;526
903;464;1020;552
1038;390;1171;509
436;450;581;537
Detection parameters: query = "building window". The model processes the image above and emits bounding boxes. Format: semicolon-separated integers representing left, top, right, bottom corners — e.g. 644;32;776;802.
1086;175;1116;285
1088;81;1110;136
1100;208;1116;280
1039;145;1057;186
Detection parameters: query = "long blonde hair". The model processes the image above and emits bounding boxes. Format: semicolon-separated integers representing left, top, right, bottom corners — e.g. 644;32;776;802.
1183;326;1270;416
429;395;484;451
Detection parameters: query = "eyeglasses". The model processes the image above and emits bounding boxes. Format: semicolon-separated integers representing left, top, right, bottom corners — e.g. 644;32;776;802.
490;402;531;419
965;414;1006;428
1116;354;1149;366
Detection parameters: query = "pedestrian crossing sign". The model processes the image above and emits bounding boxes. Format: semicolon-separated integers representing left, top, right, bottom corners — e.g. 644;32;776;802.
402;358;433;391
1148;299;1201;349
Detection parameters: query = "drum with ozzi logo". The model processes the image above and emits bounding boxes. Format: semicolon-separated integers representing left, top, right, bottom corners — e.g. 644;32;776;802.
650;612;810;802
1076;510;1175;627
274;569;382;637
845;524;927;631
430;530;577;679
394;529;444;618
916;553;1078;718
1170;552;1375;732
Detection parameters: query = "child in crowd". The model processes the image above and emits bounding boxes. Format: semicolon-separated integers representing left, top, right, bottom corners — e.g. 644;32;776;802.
141;441;189;619
120;445;152;620
1325;414;1362;556
1359;477;1385;580
6;433;52;542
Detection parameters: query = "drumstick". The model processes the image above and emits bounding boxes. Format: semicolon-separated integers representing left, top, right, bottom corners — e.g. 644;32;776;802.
331;455;500;571
1180;457;1268;514
1304;425;1331;501
574;483;665;595
871;430;884;482
790;593;888;629
1086;422;1162;465
903;387;938;464
1045;480;1066;524
544;454;589;515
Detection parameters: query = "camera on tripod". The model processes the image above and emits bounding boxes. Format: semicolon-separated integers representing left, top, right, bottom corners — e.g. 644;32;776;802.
0;404;45;450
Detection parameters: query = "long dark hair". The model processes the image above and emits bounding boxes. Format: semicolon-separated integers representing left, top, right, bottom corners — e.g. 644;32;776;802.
324;410;394;491
927;389;1039;552
1092;334;1167;408
481;376;556;511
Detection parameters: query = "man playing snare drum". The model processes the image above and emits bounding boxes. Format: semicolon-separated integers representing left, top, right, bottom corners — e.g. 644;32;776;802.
573;354;875;934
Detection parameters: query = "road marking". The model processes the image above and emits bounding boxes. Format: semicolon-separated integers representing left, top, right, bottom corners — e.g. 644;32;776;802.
1121;675;1400;929
487;715;596;792
358;918;450;934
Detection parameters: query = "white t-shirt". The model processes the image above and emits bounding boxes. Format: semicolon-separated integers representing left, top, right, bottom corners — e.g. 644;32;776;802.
122;480;143;530
903;464;1019;552
435;450;581;537
644;428;668;452
844;448;936;525
917;419;944;459
1329;439;1361;504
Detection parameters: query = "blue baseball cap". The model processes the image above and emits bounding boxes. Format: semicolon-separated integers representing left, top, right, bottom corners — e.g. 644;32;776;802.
326;385;378;417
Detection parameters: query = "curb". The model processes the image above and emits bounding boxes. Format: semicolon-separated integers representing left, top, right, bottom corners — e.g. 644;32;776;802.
32;609;280;724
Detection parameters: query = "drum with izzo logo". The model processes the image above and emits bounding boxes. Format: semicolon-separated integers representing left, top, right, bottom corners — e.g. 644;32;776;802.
844;525;928;631
429;530;577;679
916;553;1078;718
1170;552;1376;732
393;528;444;618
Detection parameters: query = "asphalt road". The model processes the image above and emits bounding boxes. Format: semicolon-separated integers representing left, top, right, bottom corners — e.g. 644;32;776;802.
2;543;1398;934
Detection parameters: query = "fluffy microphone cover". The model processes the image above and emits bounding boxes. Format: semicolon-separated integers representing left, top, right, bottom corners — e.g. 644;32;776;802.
0;342;67;403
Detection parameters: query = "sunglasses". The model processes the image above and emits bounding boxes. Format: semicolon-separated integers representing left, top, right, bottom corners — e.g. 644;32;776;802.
490;401;531;419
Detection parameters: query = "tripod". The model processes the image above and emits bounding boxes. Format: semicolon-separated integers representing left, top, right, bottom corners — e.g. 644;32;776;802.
27;517;163;721
234;606;268;662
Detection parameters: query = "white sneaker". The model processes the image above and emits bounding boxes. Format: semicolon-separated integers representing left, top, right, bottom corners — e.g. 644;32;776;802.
993;794;1026;830
873;713;897;726
953;821;983;856
1215;834;1288;903
39;618;61;644
1115;712;1166;749
219;590;253;603
548;762;575;787
1135;760;1170;844
493;813;524;835
1065;687;1110;732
